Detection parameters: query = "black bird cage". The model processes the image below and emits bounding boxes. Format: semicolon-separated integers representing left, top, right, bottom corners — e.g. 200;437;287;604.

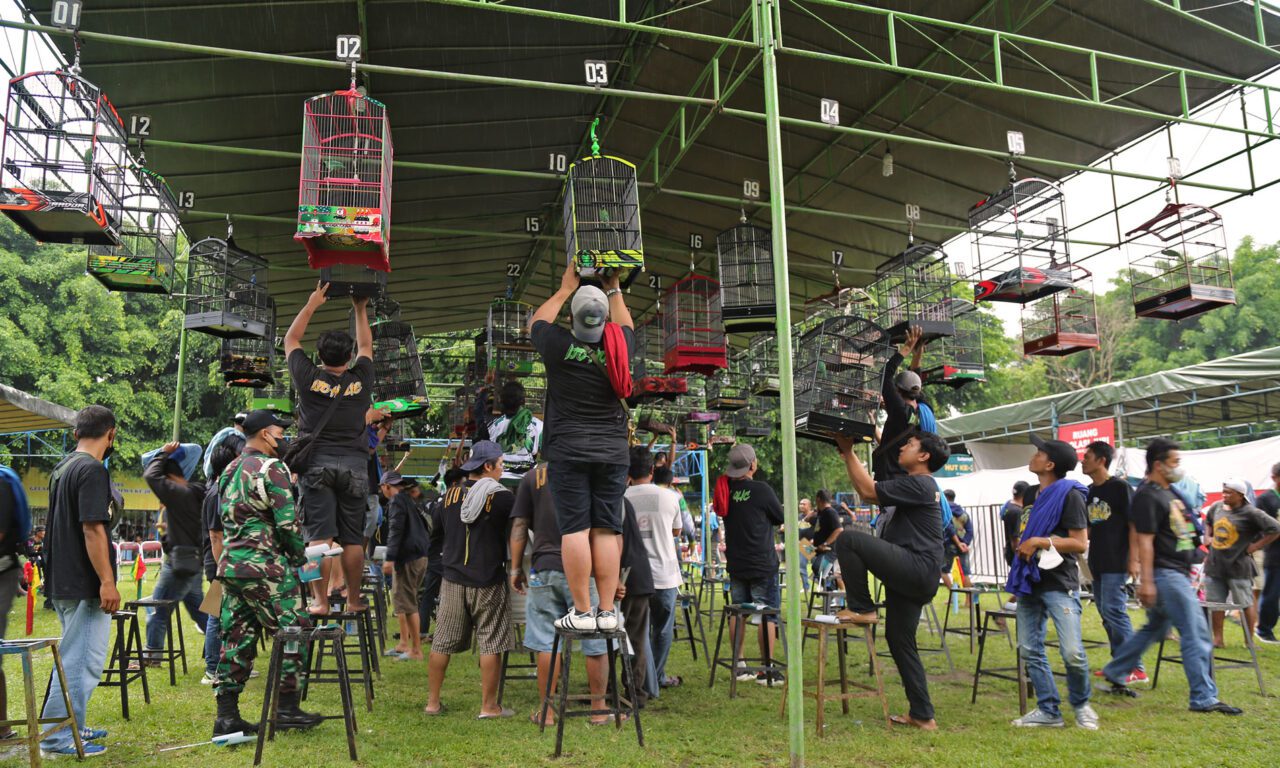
708;416;736;446
735;398;775;439
1021;265;1099;357
486;299;538;378
716;222;775;332
372;320;426;401
86;165;182;294
870;242;956;343
1125;202;1235;320
969;178;1074;304
319;262;387;299
185;236;272;338
922;299;986;388
630;313;687;401
562;126;643;279
706;356;750;412
0;70;129;245
220;311;276;389
794;315;892;445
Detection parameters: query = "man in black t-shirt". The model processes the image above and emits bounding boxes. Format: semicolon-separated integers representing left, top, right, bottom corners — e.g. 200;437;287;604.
425;442;515;719
39;405;120;757
874;327;931;482
833;430;948;730
1255;462;1280;643
141;441;208;663
419;469;462;637
530;263;635;635
810;490;842;588
284;281;376;615
1100;439;1242;716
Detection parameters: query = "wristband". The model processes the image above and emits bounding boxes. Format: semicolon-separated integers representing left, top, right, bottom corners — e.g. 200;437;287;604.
604;288;622;298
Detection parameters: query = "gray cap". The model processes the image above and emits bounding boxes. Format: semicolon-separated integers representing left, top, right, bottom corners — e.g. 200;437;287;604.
724;443;757;478
570;285;609;344
894;369;923;398
461;440;504;472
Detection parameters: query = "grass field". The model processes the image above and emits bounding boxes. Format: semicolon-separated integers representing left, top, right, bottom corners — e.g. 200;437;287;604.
2;576;1277;768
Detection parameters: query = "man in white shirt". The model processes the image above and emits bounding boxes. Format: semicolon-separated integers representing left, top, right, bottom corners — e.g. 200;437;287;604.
474;380;543;486
624;448;685;688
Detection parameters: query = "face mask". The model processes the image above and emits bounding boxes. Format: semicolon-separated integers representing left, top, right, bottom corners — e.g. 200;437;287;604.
1163;464;1185;483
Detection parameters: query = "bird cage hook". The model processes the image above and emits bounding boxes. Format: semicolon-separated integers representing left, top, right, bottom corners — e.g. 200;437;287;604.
68;33;83;76
1007;156;1017;183
349;59;359;91
589;117;602;157
739;205;748;224
225;215;234;241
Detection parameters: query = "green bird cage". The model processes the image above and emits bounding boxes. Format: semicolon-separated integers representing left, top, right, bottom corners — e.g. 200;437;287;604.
86;164;182;294
562;119;643;280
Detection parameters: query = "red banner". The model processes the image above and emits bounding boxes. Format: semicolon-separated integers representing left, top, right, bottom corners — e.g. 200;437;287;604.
1057;418;1116;460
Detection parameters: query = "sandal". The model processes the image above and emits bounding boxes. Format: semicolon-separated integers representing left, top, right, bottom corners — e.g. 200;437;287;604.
423;703;447;716
889;714;937;731
660;675;683;688
588;712;630;726
477;707;515;720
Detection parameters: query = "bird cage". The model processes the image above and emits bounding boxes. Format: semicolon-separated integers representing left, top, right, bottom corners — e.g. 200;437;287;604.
86;165;181;294
251;383;294;415
0;70;130;245
1125;202;1235;320
184;236;271;338
375;393;429;419
922;299;986;388
486;299;537;378
371;320;426;401
631;313;687;401
1021;266;1099;356
220;334;274;388
319;262;387;299
870;242;956;343
747;334;781;397
708;417;736;446
663;274;727;375
969;178;1074;304
801;285;876;329
295;88;393;273
716;222;775;332
637;402;680;437
735;399;774;438
682;418;711;448
444;393;474;438
562;123;643;278
706;357;749;411
794;315;892;445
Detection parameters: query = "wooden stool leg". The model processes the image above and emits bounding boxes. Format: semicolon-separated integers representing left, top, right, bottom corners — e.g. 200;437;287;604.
131;616;151;705
1242;618;1266;696
971;611;988;704
497;651;510;708
115;620;130;720
176;607;188;675
352;618;373;711
21;649;42;767
166;610;177;686
815;626;827;736
331;636;359;760
554;639;573;758
1152;638;1164;690
1016;646;1029;716
708;610;728;689
728;613;743;699
865;627;890;729
614;635;644;747
837;628;850;716
538;633;559;735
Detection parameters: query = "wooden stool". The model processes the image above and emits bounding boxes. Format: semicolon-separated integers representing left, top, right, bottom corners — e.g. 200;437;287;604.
360;576;389;657
99;611;150;720
674;592;709;664
308;611;374;711
709;604;786;698
803;591;845;647
498;620;538;708
539;627;643;758
255;626;357;766
782;618;888;734
0;639;84;766
696;570;729;631
941;587;983;654
970;608;1031;714
1154;600;1265;696
126;597;187;685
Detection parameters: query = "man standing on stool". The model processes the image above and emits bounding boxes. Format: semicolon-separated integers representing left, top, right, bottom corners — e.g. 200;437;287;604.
212;410;322;737
832;430;948;730
1006;437;1095;730
530;263;635;633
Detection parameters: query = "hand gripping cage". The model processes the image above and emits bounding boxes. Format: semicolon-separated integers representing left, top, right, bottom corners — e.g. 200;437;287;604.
870;242;956;343
561;124;643;280
793;315;893;445
184;236;272;338
0;70;129;246
716;222;775;332
1125;202;1235;320
662;274;727;376
1021;265;1099;357
921;299;986;388
969;178;1074;304
295;88;393;273
86;164;182;294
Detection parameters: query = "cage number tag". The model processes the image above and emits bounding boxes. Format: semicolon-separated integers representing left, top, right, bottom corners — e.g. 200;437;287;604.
1167;156;1182;179
506;262;522;277
176;191;195;210
50;0;82;31
584;60;609;86
336;35;362;62
524;216;540;234
954;261;967;278
1006;130;1025;156
648;274;662;291
548;153;567;172
129;115;152;137
688;233;703;250
904;203;920;221
831;250;844;268
820;99;840;125
742;179;761;199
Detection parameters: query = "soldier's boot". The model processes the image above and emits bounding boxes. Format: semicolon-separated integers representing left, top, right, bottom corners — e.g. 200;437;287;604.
213;691;260;737
276;691;323;730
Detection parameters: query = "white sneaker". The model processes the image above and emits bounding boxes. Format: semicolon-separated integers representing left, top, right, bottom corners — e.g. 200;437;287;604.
555;609;598;633
200;671;217;685
736;670;759;682
1002;601;1018;612
1074;704;1099;731
1011;709;1064;727
594;610;620;632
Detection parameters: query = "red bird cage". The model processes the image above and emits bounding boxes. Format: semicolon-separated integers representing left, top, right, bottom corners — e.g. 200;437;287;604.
1021;266;1099;356
662;274;727;376
631;313;687;401
1125;202;1235;320
295;88;393;274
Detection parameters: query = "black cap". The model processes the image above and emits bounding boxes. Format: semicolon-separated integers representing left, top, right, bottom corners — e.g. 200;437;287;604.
1031;435;1078;474
233;412;247;425
241;409;291;436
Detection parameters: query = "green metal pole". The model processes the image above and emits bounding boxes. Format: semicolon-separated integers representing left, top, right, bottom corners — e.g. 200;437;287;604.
171;256;192;442
757;1;804;765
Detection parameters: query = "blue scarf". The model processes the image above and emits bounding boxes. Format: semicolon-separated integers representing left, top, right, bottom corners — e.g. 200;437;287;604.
1005;478;1087;597
917;401;937;434
0;465;31;544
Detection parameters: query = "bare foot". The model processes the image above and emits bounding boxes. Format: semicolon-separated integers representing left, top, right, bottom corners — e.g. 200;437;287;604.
530;710;555;726
307;601;330;616
405;652;424;661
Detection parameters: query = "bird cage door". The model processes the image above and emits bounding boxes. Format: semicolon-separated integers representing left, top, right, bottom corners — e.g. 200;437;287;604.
1125;202;1235;320
1022;266;1100;356
0;70;129;245
662;274;728;375
296;89;393;272
970;178;1074;304
871;242;955;343
86;165;182;294
184;236;272;338
717;223;775;332
562;152;644;278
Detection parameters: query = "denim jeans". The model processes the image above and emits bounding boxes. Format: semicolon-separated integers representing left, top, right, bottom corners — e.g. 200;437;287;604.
1016;589;1091;717
145;560;207;652
1258;566;1280;636
203;612;222;676
649;588;678;684
1093;572;1141;671
40;599;112;750
1103;568;1218;709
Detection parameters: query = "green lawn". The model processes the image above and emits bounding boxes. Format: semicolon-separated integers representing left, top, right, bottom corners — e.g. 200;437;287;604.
2;577;1277;767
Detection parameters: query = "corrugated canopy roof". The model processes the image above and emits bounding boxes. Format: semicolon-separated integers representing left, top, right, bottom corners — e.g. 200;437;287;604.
0;382;76;433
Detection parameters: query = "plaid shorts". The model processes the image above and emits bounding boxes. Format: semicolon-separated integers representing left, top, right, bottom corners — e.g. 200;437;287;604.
430;578;514;656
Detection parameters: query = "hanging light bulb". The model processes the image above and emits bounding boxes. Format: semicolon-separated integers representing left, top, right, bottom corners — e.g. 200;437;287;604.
882;144;894;177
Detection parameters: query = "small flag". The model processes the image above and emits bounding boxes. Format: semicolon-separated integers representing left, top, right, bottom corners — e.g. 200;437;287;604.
24;561;35;635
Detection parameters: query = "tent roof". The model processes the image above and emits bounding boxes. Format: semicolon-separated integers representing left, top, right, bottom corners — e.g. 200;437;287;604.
0;382;76;434
937;345;1280;443
13;0;1280;337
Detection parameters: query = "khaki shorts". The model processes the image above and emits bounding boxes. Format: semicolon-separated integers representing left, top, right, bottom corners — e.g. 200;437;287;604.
392;557;428;615
431;578;514;656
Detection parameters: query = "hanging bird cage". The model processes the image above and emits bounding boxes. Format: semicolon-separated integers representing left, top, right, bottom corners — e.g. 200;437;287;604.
295;88;393;272
662;274;727;375
0;69;129;245
371;320;426;401
562;120;643;279
708;417;736;446
630;313;687;401
716;222;775;332
184;236;271;338
637;402;680;437
870;242;956;343
734;398;775;439
802;285;876;329
444;392;474;439
969;178;1074;304
1021;266;1100;356
1125;202;1235;320
486;299;538;378
220;335;274;388
86;165;182;294
682;418;710;448
251;383;294;415
706;356;750;411
747;334;781;397
794;315;892;445
922;299;986;388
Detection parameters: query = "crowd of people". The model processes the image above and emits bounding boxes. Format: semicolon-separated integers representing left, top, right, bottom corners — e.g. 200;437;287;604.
1;265;1278;756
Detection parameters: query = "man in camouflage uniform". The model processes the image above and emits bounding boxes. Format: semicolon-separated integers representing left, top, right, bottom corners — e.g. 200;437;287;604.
212;410;322;737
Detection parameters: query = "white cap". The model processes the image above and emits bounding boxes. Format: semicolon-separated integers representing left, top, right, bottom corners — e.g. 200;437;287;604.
570;285;609;343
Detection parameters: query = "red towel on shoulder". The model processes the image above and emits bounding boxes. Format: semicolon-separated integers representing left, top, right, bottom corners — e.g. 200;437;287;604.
712;475;731;518
602;322;633;399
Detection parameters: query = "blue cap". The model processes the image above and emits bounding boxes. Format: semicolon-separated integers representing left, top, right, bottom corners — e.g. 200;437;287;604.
460;440;504;472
